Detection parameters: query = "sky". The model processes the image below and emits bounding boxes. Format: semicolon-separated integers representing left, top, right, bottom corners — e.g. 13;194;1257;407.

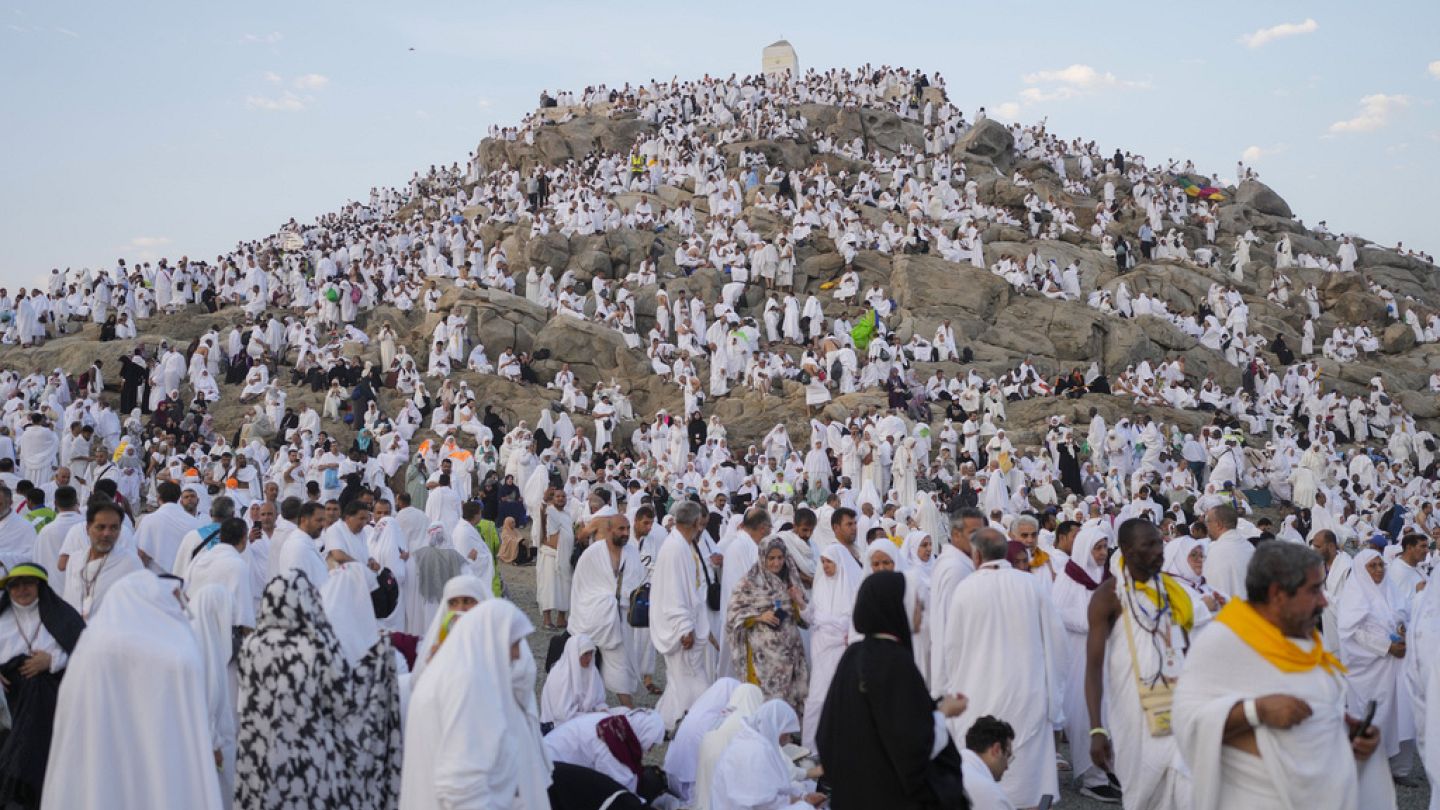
2;1;1437;289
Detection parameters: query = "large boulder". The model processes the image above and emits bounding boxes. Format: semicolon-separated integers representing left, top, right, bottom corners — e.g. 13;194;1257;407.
524;232;571;271
1235;180;1293;219
531;316;648;387
953;119;1014;163
1382;322;1416;354
1329;291;1388;325
891;255;1011;335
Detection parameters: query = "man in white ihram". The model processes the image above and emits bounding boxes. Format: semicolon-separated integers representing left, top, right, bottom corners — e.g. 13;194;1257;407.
651;500;716;731
1200;504;1252;600
567;505;644;708
941;527;1063;809
1173;542;1391;809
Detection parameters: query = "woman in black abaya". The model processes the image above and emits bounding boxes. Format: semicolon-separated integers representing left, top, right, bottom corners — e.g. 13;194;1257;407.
0;563;84;810
815;571;969;810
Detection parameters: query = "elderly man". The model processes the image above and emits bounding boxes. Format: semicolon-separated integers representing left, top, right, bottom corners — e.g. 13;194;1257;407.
1201;504;1253;600
651;500;717;730
1173;542;1389;809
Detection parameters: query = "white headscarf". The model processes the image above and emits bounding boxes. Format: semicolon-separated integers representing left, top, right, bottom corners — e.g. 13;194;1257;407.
710;700;802;810
410;574;490;688
43;571;223;809
1162;536;1204;589
901;531;935;579
1339;549;1399;636
664;677;741;793
695;683;766;810
399;599;551;809
864;538;904;575
539;632;607;725
1072;526;1112;583
813;543;862;619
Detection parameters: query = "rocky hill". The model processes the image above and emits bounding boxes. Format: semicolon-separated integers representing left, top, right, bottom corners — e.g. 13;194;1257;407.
6;79;1439;457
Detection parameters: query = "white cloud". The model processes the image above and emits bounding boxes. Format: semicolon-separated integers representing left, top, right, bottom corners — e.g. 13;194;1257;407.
1241;143;1288;162
1328;94;1410;134
241;31;282;45
1023;64;1119;90
477;97;494;110
292;73;329;90
246;92;307;112
54;26;78;38
123;236;172;260
1429;60;1440;80
1238;18;1318;49
246;73;330;112
1018;64;1147;103
992;101;1022;121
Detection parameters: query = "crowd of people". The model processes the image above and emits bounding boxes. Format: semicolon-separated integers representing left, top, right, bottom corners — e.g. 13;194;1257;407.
0;62;1437;810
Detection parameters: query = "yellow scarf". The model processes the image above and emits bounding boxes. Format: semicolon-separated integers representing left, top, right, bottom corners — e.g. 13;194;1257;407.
1215;599;1346;674
1029;548;1051;571
1131;573;1195;633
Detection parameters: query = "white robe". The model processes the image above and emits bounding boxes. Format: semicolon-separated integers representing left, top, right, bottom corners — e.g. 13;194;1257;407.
567;539;644;695
1172;619;1390;810
652;528;715;730
186;544;257;629
1200;531;1253;600
62;548;145;620
0;512;38;572
43;571;224;810
135;502;205;573
941;561;1063;808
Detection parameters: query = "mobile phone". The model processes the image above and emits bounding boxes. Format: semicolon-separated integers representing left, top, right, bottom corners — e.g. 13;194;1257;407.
1350;699;1377;741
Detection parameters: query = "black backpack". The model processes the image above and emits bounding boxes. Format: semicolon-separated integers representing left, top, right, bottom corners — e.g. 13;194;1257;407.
370;567;399;619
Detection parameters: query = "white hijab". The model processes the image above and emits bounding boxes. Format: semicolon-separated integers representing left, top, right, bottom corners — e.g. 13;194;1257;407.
813;543;862;619
710;700;802;810
399;599;550;810
664;677;741;791
539;632;606;725
694;683;766;810
1339;549;1398;636
410;574;490;689
864;538;904;575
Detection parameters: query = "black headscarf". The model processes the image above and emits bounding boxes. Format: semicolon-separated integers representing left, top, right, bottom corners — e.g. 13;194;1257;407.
850;570;911;650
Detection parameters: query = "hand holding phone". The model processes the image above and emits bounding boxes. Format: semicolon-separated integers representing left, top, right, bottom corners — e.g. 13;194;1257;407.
1350;699;1377;741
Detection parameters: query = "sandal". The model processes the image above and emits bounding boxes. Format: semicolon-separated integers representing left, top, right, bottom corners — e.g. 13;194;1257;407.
644;680;663;695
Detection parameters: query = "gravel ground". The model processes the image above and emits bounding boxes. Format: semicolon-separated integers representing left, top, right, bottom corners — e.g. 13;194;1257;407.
502;561;1432;808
